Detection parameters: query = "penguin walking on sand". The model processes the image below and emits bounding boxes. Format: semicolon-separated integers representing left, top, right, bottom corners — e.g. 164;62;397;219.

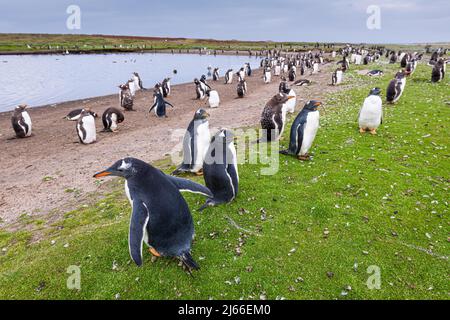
225;69;233;84
77;109;96;144
200;129;239;210
119;84;134;111
102;107;124;132
332;68;343;85
149;92;174;117
359;88;383;135
93;157;212;271
64;109;98;121
386;70;406;104
206;89;220;108
279;79;296;114
263;66;272;83
280;100;322;161
431;58;446;83
194;78;209;100
237;79;247;98
173;109;211;175
11;104;32;138
162;78;171;97
260;93;295;141
213;68;219;81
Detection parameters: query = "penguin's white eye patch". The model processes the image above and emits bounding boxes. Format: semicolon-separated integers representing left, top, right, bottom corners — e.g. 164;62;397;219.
119;160;131;170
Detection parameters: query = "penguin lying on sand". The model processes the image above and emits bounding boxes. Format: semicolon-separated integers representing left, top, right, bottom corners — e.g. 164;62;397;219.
280;100;322;161
94;157;212;271
64;108;98;121
11;104;32;138
173;109;211;175
200;129;239;210
293;79;311;86
102;107;124;132
359;88;383;135
149;92;174;118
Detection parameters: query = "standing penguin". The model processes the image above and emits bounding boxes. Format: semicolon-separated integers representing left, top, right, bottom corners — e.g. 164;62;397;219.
263;66;272;83
279;80;296;114
102;107;125;132
93;157;212;271
237;79;247;98
332;68;343;85
213;68;220;81
225;69;233;84
288;65;297;81
119;84;134;111
359;88;383;135
127;79;137;97
76;108;96;144
237;67;245;80
206;89;220;108
431;58;446;83
245;63;252;76
200;129;239;210
280;100;322;161
11;105;32;138
162;77;171;97
132;72;145;90
405;59;417;76
149;92;174;117
172;109;211;175
386;70;407;104
194;78;209;100
260;93;295;141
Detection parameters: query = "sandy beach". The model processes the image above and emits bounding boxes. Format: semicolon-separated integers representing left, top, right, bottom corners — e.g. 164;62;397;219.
0;63;339;226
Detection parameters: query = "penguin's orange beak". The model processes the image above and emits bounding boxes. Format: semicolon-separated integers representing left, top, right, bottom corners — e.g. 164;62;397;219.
93;171;111;178
314;102;322;107
288;96;296;100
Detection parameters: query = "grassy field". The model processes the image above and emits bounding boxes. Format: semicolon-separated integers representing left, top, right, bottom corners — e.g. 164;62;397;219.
0;61;448;299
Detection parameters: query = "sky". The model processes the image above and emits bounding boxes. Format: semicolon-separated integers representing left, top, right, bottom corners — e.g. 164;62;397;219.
0;0;449;44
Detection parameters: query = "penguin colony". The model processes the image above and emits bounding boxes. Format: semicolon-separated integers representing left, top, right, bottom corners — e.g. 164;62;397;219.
9;46;448;273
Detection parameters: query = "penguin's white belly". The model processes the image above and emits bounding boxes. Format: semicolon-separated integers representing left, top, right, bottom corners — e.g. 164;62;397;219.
22;111;32;136
124;180;132;205
283;90;296;113
299;111;320;156
313;64;319;73
359;96;382;129
264;72;271;83
274;66;281;76
79;116;96;144
110;113;118;131
208;91;220;108
226;72;233;83
192;122;210;171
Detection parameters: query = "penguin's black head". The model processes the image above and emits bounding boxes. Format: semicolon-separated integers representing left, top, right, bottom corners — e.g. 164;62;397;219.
194;108;210;120
93;158;141;179
194;78;200;84
369;87;381;96
304;100;322;111
15;104;28;112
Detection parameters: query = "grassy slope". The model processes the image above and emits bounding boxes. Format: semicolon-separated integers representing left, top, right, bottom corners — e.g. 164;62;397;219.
0;62;448;300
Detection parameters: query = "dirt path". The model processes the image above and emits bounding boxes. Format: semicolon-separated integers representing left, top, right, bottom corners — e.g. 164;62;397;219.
0;63;340;226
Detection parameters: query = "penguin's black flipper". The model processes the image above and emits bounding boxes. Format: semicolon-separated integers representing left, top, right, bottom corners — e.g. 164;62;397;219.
166;175;213;197
179;252;200;271
165;101;174;108
129;200;150;267
149;102;157;113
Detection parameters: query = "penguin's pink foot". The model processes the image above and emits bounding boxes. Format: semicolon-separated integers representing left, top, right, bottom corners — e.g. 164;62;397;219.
149;247;161;257
359;128;366;133
297;154;310;161
370;129;377;135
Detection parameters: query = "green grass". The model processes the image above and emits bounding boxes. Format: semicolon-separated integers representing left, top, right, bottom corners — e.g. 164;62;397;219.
0;62;448;300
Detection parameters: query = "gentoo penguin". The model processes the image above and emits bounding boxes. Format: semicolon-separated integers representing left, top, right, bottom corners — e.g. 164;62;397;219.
11;104;32;138
431;58;446;83
127;79;137;97
149;92;174;117
293;79;311;86
274;64;281;76
194;78;209;100
206;89;220;108
332;68;343;85
279;80;296;114
237;67;245;80
263;67;272;83
63;108;98;121
389;52;398;64
76;109;96;144
119;84;134;111
132;72;145;90
367;70;384;77
311;61;319;74
102;107;124;132
400;54;410;68
337;57;349;72
173;109;210;175
260;93;295;141
245;63;252;76
359;88;383;135
405;59;417;76
212;68;219;81
225;69;233;84
288;66;297;81
162;78;171;97
93;157;212;271
200;129;239;210
237;79;247;98
200;75;210;88
279;100;322;161
386;70;406;104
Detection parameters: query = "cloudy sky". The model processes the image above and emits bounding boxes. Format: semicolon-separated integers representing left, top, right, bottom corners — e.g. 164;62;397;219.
1;0;449;43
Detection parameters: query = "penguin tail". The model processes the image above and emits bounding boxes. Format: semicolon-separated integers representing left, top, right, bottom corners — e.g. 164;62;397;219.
180;252;200;272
